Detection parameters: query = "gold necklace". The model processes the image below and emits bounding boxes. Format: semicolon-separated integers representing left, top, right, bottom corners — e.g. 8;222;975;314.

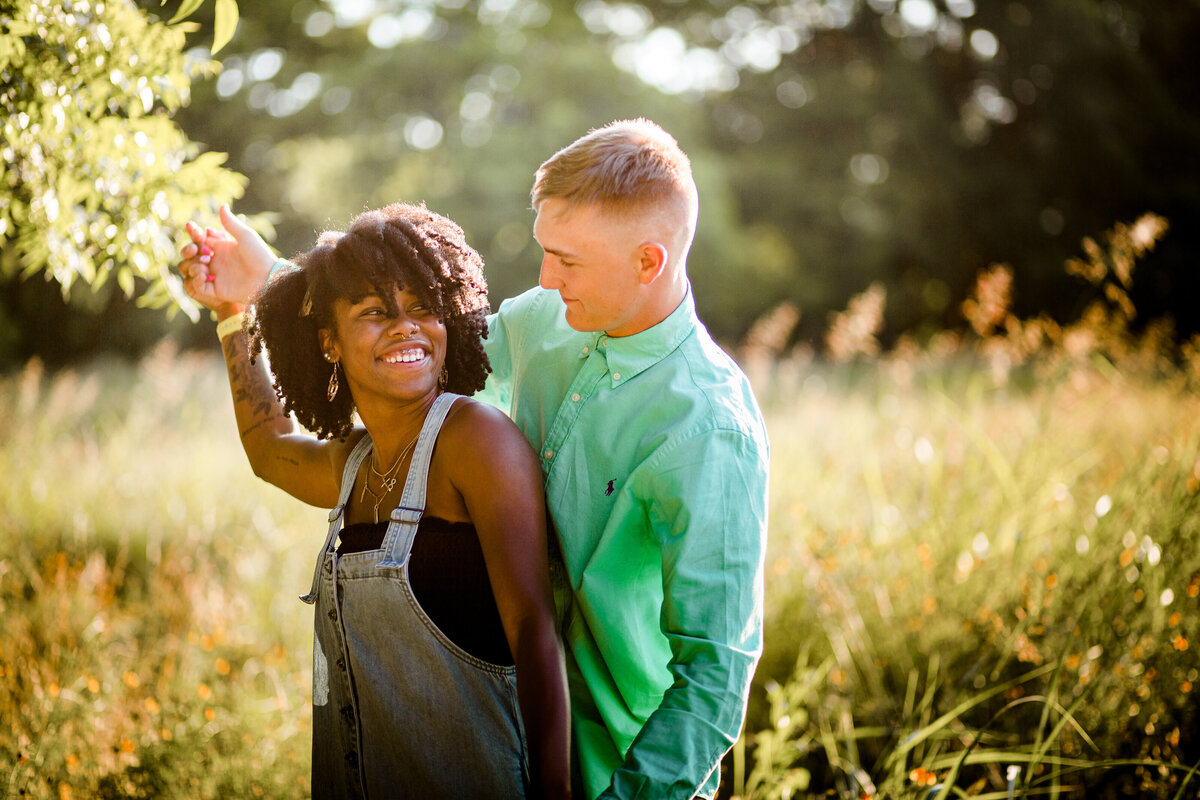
360;433;419;523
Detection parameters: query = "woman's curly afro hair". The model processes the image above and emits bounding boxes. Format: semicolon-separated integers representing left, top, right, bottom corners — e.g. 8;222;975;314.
248;202;491;441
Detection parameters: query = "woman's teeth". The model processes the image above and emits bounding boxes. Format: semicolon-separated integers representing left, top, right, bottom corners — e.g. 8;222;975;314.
383;350;425;364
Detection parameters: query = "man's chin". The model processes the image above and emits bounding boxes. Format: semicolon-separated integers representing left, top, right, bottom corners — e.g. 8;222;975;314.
562;306;588;331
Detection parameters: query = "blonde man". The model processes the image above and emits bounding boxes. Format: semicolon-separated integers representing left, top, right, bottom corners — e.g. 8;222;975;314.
481;118;768;799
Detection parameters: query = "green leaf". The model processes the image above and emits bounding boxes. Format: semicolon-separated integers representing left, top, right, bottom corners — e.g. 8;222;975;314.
211;0;239;55
117;267;135;298
167;0;205;25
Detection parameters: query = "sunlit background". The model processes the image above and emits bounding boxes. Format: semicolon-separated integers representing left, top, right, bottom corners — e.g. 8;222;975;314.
4;0;1198;364
3;1;1199;797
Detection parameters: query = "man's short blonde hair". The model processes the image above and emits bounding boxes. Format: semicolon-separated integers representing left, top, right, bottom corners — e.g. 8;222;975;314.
531;119;698;227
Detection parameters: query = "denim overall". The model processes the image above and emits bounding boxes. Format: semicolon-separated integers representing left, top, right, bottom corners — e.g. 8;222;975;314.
299;393;530;799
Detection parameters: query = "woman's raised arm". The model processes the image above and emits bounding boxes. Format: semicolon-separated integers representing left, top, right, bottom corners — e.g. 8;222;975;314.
180;207;349;508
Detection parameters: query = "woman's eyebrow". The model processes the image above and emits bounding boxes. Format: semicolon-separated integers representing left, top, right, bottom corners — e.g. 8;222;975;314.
347;291;383;307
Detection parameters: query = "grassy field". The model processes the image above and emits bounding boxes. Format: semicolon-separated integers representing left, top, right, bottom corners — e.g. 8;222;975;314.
1;328;1198;798
735;352;1199;799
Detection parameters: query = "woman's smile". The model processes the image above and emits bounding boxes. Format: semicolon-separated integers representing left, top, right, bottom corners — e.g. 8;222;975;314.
324;284;447;407
380;344;431;366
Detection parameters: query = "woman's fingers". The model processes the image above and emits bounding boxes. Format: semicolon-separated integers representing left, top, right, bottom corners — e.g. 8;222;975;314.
179;205;273;308
179;255;221;307
185;220;207;246
219;203;254;239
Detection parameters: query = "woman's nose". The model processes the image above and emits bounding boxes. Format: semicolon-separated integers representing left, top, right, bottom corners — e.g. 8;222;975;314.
388;313;419;338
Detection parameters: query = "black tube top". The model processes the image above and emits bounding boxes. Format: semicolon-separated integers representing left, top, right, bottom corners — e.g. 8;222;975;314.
336;516;513;666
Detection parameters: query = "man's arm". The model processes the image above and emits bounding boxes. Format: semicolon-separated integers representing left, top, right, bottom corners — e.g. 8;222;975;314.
603;427;769;799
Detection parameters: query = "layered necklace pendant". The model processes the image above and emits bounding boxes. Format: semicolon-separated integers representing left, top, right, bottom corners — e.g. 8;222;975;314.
361;435;418;523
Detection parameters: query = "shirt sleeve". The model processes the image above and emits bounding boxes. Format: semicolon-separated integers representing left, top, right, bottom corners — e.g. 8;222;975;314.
475;297;519;413
600;426;769;799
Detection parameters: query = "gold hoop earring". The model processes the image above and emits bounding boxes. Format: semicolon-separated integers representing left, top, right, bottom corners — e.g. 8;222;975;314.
438;365;448;390
327;361;340;401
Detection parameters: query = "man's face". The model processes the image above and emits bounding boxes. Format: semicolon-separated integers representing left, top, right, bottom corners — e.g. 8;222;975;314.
533;198;645;337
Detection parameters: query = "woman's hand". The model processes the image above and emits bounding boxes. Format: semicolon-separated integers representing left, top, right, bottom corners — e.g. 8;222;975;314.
179;204;278;317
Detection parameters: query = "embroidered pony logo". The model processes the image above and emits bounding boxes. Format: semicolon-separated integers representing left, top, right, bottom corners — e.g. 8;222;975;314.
605;480;615;496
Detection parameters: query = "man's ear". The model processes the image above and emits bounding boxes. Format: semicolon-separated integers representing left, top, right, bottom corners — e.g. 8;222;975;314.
636;241;669;286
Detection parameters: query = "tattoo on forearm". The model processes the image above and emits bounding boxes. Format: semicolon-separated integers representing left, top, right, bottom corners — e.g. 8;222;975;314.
275;455;301;467
223;334;277;421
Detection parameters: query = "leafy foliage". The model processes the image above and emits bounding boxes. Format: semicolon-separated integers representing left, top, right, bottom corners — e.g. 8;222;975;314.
0;0;247;322
6;0;1200;363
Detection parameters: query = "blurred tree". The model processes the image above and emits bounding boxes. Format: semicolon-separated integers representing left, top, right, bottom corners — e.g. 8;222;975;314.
0;0;246;362
169;0;783;341
171;0;1200;348
9;0;1199;364
595;0;1200;340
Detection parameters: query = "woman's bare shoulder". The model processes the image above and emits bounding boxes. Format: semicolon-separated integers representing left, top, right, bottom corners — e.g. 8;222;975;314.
439;397;536;464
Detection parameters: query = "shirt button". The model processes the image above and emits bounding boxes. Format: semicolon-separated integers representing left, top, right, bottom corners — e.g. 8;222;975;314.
582;346;590;355
613;372;621;381
571;393;581;402
544;449;554;459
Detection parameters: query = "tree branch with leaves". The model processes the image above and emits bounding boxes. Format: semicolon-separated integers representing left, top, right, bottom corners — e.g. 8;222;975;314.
0;0;252;320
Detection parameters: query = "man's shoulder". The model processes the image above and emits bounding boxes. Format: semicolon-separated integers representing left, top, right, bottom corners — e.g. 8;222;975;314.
650;326;767;446
492;286;561;327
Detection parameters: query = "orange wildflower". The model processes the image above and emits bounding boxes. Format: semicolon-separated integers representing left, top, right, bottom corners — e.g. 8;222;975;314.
909;767;937;787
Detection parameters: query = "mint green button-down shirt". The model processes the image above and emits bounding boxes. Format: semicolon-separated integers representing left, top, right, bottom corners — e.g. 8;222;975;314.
479;286;769;800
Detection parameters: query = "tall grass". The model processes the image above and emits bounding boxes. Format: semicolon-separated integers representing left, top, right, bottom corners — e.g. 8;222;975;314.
0;344;317;798
729;213;1200;799
733;359;1199;799
2;214;1197;798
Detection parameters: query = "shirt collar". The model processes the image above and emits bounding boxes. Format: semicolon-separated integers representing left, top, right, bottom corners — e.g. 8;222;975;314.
587;286;697;388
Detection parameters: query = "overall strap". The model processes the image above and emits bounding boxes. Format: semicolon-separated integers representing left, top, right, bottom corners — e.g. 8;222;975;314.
377;392;461;570
299;433;375;603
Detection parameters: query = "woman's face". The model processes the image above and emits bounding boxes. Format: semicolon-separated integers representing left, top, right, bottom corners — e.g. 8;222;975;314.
322;282;447;409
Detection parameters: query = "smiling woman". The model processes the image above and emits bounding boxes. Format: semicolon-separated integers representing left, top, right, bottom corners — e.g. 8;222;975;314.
175;202;570;799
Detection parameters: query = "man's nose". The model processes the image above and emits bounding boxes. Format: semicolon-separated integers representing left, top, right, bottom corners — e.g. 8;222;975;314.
538;255;560;290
